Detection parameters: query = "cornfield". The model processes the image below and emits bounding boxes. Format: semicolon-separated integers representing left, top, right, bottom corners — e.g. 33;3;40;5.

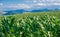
0;15;60;37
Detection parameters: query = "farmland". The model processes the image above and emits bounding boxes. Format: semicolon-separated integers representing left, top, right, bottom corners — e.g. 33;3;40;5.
0;11;60;37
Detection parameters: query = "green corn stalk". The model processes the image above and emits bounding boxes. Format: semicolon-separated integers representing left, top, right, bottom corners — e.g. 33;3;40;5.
0;15;60;37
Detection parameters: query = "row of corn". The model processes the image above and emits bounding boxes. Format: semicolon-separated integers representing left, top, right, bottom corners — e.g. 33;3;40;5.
0;15;60;37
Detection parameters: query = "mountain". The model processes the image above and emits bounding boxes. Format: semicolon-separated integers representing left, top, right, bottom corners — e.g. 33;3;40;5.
4;9;26;15
4;8;60;15
31;8;50;12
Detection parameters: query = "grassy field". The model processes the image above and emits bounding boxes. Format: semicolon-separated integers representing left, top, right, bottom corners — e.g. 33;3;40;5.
0;11;60;37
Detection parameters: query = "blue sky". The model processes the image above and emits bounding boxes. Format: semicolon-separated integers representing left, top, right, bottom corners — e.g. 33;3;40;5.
0;0;60;11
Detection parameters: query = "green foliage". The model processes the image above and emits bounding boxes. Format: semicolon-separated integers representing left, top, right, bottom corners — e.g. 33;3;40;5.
0;15;60;37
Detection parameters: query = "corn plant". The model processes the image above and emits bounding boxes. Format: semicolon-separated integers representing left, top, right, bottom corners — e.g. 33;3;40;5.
0;15;60;37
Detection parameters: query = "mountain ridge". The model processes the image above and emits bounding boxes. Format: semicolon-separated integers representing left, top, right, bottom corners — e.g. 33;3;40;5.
3;8;60;15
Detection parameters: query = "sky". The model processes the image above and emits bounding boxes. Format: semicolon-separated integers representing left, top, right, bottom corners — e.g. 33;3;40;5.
0;0;60;11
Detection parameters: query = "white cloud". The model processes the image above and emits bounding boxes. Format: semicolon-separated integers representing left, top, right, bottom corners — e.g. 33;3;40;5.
41;0;55;2
35;3;47;6
34;3;60;6
38;0;60;3
1;3;60;11
52;3;60;5
0;3;3;6
24;0;60;3
7;4;32;10
33;0;37;3
17;4;32;9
